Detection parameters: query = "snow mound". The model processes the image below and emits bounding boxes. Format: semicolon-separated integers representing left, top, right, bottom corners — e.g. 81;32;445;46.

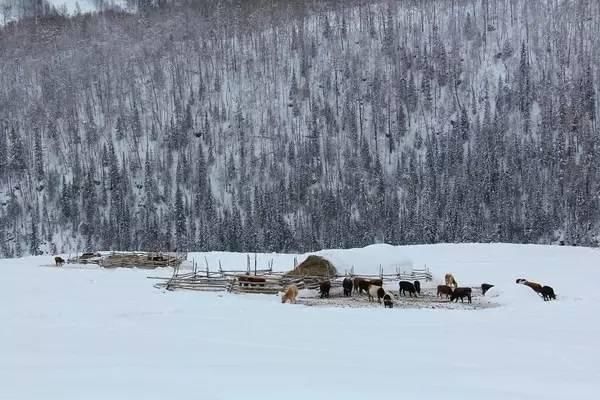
485;284;543;305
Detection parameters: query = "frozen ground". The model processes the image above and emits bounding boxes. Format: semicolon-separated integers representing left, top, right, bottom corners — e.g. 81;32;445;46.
2;243;600;399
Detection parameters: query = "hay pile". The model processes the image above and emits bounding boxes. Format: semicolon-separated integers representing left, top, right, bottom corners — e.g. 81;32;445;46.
284;255;337;278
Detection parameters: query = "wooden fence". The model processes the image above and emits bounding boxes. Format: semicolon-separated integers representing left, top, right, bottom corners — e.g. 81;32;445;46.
343;265;433;282
152;256;432;294
152;269;345;294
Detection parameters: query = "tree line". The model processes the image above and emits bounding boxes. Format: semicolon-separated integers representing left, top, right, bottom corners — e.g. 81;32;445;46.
0;0;598;257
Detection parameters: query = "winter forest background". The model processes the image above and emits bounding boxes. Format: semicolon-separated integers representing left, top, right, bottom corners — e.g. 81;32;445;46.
0;0;599;257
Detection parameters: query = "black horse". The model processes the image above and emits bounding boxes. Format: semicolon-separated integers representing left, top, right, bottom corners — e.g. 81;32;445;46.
319;280;331;298
342;277;353;297
413;280;421;295
399;281;418;297
541;285;556;301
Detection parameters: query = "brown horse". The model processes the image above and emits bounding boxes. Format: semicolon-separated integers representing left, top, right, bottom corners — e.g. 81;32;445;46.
353;277;362;294
281;284;299;304
519;280;543;295
450;287;472;304
525;282;543;296
54;256;65;266
437;285;453;298
355;277;383;295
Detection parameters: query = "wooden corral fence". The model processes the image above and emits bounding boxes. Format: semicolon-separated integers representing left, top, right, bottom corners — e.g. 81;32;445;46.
229;274;282;294
397;266;433;281
151;255;431;295
344;265;433;282
156;271;230;292
151;256;278;293
151;260;343;295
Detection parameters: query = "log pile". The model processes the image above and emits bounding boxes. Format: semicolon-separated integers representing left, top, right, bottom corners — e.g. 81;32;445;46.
67;252;103;264
100;252;185;269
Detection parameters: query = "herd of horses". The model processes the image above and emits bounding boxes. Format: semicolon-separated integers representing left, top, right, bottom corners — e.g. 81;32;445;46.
55;254;558;304
281;273;558;306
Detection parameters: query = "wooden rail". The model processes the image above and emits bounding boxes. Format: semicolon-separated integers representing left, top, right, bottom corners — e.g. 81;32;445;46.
153;264;433;294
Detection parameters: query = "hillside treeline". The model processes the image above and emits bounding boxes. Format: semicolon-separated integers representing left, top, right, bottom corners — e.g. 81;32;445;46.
0;0;599;256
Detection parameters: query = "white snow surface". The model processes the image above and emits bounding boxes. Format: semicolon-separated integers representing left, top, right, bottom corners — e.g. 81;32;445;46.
2;243;600;399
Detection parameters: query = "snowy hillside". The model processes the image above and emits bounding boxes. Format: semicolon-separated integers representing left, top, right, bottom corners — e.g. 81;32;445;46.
2;243;600;399
1;0;599;257
0;0;130;23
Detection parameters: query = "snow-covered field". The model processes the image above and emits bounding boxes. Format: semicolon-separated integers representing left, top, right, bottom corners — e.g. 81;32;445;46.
2;243;600;399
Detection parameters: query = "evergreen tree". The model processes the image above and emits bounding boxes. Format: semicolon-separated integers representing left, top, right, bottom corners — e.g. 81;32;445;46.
174;186;187;251
116;115;127;141
9;127;27;174
34;128;44;182
29;214;41;256
0;127;7;180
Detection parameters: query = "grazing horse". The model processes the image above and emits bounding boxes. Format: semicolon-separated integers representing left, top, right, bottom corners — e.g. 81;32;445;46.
445;273;458;289
399;281;418;297
353;277;361;294
357;278;383;295
413;280;421;295
541;285;556;301
358;279;371;295
281;284;299;304
54;256;65;266
383;293;394;308
319;280;331;298
437;285;453;298
367;284;384;303
342;277;353;297
369;279;383;287
521;280;543;295
481;283;494;295
450;287;472;304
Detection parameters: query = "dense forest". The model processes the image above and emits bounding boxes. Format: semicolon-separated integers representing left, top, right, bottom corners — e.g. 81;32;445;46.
0;0;599;257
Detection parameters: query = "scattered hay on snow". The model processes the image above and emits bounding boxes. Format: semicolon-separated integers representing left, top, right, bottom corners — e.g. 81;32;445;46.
295;287;499;310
